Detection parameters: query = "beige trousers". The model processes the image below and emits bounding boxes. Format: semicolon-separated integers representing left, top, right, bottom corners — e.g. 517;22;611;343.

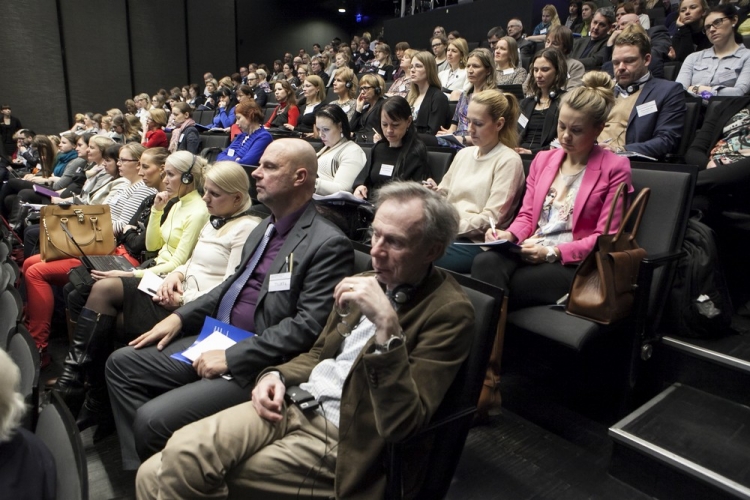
136;402;339;500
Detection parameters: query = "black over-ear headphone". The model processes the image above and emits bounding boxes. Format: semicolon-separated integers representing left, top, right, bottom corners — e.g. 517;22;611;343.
387;284;415;305
534;90;557;103
210;210;249;229
181;154;197;184
345;79;353;89
374;85;382;95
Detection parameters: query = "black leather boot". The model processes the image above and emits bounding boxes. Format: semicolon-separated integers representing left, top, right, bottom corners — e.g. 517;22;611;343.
52;308;115;416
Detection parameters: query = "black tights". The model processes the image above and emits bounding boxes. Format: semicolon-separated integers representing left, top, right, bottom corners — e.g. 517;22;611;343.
85;277;125;317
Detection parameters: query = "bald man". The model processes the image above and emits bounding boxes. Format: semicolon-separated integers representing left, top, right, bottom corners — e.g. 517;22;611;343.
603;12;672;79
106;139;354;470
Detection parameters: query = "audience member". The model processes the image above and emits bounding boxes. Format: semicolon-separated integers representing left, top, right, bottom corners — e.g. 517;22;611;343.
516;48;569;155
0;105;22;156
406;51;450;135
217;101;272;166
360;43;394;77
265;80;299;129
431;35;450;72
529;4;562;42
392;41;411;80
599;24;685;160
330;67;359;123
350;74;387;142
0;349;56;500
209;88;237;132
566;0;585;33
287;75;326;135
440;38;469;94
106;139;353;470
310;57;330;85
167;102;200;154
387;49;416;98
314;104;367;194
495;36;528;86
546;25;586;89
671;0;711;61
677;5;750;97
507;18;536;60
425;90;526;272
135;181;473;500
472;72;632;312
487;26;507;52
244;72;267;108
353;96;429;199
570;7;616;70
142;109;168;148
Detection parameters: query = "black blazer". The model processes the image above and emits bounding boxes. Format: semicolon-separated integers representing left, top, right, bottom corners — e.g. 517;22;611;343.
518;94;563;153
414;86;450;135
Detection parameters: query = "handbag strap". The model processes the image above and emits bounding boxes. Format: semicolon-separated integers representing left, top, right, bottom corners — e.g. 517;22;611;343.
603;183;629;235
612;187;651;243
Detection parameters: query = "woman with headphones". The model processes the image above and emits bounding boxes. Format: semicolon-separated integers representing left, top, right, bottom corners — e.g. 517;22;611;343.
350;73;387;142
515;48;568;155
331;67;358;122
53;161;256;439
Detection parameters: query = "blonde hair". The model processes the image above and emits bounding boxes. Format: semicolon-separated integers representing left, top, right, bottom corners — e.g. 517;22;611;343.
562;71;615;126
407;51;442;106
543;4;562;27
304;75;327;103
167;151;207;191
466;48;497;93
471;89;520;149
334;67;358;99
0;350;26;443
448;38;469;68
205;161;252;213
149;108;168;127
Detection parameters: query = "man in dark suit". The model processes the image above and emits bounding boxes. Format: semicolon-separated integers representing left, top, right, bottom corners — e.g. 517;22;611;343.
598;24;685;160
106;139;354;470
136;181;475;500
506;18;536;61
570;7;615;70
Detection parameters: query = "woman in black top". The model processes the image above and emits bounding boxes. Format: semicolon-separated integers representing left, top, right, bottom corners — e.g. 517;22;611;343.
353;96;429;200
515;48;568;155
350;74;387;143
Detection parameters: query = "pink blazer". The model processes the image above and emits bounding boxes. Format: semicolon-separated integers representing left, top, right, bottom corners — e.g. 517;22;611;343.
507;146;632;264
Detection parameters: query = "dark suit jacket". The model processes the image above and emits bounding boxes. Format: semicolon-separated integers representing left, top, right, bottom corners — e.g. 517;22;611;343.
414;86;450;135
518;95;563;153
571;35;609;70
623;77;686;159
178;202;354;387
266;268;474;499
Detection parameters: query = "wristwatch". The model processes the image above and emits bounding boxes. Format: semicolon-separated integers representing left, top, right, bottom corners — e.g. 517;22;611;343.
373;332;405;353
691;85;700;95
545;247;558;263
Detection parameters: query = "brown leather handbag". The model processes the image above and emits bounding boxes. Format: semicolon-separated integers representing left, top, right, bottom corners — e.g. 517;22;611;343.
40;204;116;262
566;183;650;324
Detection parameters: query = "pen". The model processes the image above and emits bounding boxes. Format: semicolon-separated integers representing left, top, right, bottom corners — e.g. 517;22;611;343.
285;255;289;272
602;138;613;144
289;252;294;275
489;216;497;238
372;127;379;137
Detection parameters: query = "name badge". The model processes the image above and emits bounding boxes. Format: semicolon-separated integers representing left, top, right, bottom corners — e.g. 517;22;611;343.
378;69;386;76
179;133;185;143
379;164;395;176
227;148;236;157
502;68;514;75
518;114;529;129
635;100;658;117
540;28;548;34
342;105;351;113
269;272;291;292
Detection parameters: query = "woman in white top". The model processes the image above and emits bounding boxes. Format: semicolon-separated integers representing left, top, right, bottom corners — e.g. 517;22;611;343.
313;104;367;194
331;67;359;122
439;37;468;96
424;89;526;272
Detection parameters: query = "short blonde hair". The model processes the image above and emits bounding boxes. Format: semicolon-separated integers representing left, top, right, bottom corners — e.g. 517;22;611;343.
167;150;207;191
205;161;252;212
149;108;168;127
304;75;327;103
0;350;26;443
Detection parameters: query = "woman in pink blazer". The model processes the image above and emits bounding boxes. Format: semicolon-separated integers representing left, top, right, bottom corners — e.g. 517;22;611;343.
471;72;632;310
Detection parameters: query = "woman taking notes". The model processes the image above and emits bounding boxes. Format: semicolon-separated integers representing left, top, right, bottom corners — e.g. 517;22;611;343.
472;72;632;310
424;89;526;273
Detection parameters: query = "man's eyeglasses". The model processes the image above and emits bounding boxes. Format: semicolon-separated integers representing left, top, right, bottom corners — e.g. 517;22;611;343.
702;17;729;33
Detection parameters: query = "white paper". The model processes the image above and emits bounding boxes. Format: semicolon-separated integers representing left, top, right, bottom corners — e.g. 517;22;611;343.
181;331;237;362
518;114;529;129
635;100;658;118
137;271;164;297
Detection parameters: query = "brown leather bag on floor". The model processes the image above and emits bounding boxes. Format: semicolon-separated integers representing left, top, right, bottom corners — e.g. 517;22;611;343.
566;183;650;324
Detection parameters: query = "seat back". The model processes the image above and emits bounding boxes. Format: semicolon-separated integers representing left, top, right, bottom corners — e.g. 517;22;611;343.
426;149;456;184
673;100;700;157
35;391;88;500
7;324;40;430
352;244;373;273
662;61;682;81
629;163;696;323
200;133;230;151
0;284;22;348
497;84;525;102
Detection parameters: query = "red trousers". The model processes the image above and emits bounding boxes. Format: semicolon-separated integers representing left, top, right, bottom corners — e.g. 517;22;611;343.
22;255;79;351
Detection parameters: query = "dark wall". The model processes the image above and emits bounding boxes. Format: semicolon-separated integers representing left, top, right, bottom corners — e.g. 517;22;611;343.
237;0;351;69
384;0;535;50
187;0;237;85
0;0;69;135
60;0;132;120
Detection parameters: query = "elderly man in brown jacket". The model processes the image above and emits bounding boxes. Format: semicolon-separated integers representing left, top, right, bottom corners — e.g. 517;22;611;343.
136;181;475;499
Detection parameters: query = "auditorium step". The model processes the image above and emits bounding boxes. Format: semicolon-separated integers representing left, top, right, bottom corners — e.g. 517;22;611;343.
655;334;750;407
609;383;750;500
